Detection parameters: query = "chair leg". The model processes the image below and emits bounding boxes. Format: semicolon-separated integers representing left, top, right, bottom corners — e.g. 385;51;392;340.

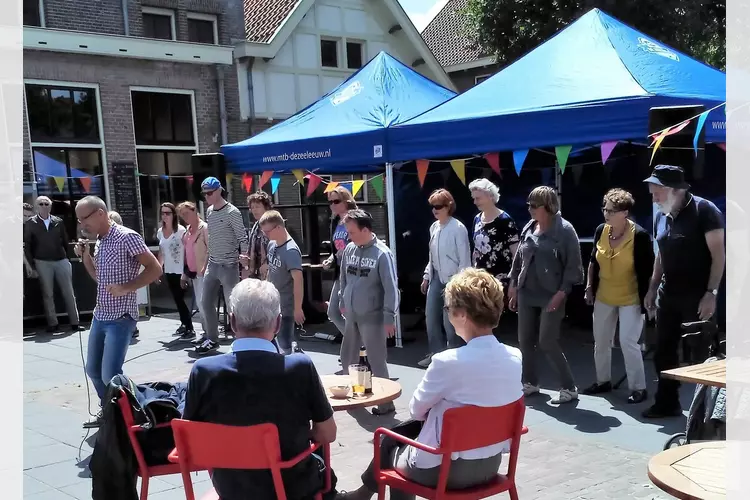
140;476;149;500
377;485;386;500
508;484;519;500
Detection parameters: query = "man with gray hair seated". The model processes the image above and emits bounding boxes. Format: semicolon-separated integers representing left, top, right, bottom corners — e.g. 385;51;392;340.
183;278;338;499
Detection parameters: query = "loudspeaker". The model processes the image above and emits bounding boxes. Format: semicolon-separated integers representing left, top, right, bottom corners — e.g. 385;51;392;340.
648;105;705;178
191;153;226;201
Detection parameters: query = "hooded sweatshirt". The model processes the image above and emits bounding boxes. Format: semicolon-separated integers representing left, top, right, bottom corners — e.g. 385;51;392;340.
338;236;399;325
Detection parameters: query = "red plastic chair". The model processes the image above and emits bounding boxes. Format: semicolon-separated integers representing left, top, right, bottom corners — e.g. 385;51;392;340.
374;398;528;500
168;419;332;500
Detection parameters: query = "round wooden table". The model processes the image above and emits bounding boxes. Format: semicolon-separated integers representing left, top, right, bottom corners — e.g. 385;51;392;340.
321;374;402;411
648;441;725;499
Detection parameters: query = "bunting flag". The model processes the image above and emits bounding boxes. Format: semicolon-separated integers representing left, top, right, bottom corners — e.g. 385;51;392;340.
270;176;281;194
416;159;429;187
340;181;352;193
572;165;584;186
450;159;466;185
513;149;529;176
307;173;323;197
242;173;253;193
555;145;572;173
484;152;501;178
649;133;667;165
324;181;339;194
540;168;553;186
717;143;726;151
600;141;617;165
693;111;710;156
370;175;384;201
79;177;92;193
53;176;65;192
259;170;274;188
352;179;365;197
650;120;692;165
226;173;234;186
292;169;306;184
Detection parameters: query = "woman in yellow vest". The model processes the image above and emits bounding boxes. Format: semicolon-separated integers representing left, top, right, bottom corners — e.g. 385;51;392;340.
583;189;654;404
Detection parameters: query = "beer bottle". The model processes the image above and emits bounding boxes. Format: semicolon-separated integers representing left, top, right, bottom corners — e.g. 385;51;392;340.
359;346;373;394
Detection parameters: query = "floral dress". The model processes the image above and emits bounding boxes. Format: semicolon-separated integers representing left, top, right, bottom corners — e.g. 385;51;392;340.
472;211;520;282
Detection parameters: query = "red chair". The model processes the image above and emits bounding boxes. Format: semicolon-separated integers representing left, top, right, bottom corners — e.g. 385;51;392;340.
168;419;332;500
374;398;528;500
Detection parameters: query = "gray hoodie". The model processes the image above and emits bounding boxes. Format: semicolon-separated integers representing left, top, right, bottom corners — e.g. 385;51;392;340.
338;236;399;325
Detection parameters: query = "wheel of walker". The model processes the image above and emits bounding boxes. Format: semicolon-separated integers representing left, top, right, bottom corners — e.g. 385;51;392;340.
663;432;687;450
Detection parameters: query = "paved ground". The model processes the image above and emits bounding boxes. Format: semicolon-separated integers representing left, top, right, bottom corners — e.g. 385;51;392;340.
23;314;696;499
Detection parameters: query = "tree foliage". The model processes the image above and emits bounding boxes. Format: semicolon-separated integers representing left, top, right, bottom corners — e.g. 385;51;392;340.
464;0;725;70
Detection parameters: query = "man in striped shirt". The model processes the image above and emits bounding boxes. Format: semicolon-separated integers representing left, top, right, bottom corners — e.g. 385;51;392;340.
195;177;249;355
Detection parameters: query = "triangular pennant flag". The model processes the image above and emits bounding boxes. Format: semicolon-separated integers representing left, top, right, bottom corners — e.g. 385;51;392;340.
370;175;384;201
484;152;501;178
572;165;583;186
540;168;553;186
79;176;92;193
340;181;352;193
600;141;617;165
307;173;323;197
416;159;429;187
270;176;281;194
242;173;253;193
226;173;234;186
352;180;365;197
450;160;466;185
513;149;529;176
555;145;572;173
292;169;306;184
717;143;726;151
259;171;274;188
324;181;339;194
54;176;65;192
649;133;667;165
693;111;710;156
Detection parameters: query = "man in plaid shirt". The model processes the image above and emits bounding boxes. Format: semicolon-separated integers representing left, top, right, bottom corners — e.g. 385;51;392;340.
75;196;162;428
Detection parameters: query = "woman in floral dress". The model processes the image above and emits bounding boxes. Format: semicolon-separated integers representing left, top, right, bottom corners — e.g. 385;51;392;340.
469;178;520;289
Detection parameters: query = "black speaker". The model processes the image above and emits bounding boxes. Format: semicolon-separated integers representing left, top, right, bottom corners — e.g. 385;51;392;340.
191;153;226;201
648;105;705;178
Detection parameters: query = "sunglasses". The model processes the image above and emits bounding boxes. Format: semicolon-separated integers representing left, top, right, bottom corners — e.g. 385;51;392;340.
329;199;342;205
526;202;540;209
161;211;174;216
202;189;217;196
37;202;51;207
261;225;278;235
602;208;622;215
431;204;445;210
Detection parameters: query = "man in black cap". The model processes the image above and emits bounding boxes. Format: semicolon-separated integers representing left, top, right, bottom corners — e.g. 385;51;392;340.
642;165;725;418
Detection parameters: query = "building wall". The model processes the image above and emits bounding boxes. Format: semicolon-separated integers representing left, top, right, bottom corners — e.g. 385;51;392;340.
448;63;500;92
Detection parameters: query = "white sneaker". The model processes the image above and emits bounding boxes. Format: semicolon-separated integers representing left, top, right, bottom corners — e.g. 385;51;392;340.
417;354;433;368
551;388;579;404
522;383;540;396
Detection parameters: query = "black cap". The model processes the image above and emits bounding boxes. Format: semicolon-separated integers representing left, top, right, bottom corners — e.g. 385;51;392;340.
643;164;690;190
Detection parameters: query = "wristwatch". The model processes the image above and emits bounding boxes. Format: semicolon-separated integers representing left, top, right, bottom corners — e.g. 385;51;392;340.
707;288;718;296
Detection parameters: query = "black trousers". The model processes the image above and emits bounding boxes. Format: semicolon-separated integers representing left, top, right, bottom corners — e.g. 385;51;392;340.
165;273;193;330
654;290;702;409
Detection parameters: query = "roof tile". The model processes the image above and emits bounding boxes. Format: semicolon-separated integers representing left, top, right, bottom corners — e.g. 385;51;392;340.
421;0;488;67
244;0;300;43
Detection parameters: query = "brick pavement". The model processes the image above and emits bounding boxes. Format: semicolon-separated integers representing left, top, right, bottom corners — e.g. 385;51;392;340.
23;315;680;499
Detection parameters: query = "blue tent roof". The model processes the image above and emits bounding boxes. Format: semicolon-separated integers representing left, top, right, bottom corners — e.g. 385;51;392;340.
389;9;726;161
221;52;455;173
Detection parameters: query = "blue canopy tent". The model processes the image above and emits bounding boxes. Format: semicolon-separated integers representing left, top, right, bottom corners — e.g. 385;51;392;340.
221;51;456;346
389;8;726;161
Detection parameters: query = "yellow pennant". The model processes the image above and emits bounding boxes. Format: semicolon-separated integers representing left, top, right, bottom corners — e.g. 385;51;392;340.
292;169;306;184
352;180;365;197
226;173;234;185
450;159;466;185
324;181;339;194
650;133;666;165
54;176;65;192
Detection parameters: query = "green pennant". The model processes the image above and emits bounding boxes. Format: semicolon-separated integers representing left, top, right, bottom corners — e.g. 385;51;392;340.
555;145;572;173
370;175;384;201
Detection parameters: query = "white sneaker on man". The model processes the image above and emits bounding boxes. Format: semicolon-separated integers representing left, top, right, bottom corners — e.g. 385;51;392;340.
522;383;540;396
551;388;579;404
417;354;433;368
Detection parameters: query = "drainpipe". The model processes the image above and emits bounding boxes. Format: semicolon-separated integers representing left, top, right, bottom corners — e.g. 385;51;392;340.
122;0;130;35
216;65;229;145
246;57;256;135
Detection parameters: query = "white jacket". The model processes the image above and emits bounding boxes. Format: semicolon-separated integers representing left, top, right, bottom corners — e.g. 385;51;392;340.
423;217;471;284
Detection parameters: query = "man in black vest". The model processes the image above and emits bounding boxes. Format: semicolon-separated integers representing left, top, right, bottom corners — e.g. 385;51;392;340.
24;196;82;332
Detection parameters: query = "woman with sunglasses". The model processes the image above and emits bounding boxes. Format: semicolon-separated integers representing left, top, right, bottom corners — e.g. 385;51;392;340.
583;189;653;404
324;185;358;337
418;189;471;368
157;202;194;337
508;186;583;405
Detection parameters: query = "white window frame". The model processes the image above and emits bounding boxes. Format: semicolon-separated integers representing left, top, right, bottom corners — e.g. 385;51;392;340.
319;37;341;69
474;74;492;85
186;12;219;45
24;79;110;207
344;39;365;70
142;6;176;41
129;86;199;153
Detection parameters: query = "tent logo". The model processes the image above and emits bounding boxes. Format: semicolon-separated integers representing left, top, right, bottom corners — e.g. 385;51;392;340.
331;81;363;106
637;37;679;62
373;145;383;158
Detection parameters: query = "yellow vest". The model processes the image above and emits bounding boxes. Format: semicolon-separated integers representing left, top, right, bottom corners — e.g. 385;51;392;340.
595;221;639;307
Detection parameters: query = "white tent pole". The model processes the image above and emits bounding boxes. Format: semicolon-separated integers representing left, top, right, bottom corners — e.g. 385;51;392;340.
385;162;403;348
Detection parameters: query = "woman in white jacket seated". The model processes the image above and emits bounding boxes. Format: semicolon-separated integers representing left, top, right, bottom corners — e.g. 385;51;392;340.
418;189;471;368
339;268;523;500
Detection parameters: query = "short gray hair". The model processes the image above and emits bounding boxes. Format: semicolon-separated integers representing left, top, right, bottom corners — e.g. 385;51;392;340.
108;211;123;225
229;279;281;333
468;178;500;203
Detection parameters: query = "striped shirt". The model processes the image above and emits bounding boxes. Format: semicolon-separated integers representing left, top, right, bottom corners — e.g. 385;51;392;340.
206;202;249;265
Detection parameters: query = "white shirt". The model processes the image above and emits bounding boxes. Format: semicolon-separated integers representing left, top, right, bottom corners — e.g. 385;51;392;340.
408;335;523;469
41;216;51;230
157;225;187;275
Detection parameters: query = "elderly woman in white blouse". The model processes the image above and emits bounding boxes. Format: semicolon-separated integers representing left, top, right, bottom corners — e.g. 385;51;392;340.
340;268;523;500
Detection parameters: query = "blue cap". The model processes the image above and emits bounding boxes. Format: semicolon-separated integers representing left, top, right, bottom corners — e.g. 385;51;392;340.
200;176;222;190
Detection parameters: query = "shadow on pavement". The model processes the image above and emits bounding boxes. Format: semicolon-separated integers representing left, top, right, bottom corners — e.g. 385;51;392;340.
525;393;622;434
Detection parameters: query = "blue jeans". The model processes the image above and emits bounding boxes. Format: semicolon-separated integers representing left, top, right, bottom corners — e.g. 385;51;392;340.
425;271;463;355
86;315;137;402
276;315;296;355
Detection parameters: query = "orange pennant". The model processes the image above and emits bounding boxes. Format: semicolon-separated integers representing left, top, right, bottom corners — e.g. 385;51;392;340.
307;174;323;197
259;171;274;188
79;177;92;193
324;182;339;194
416;160;429;187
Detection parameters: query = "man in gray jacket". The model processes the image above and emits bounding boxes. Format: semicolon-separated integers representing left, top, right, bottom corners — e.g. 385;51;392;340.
339;210;398;415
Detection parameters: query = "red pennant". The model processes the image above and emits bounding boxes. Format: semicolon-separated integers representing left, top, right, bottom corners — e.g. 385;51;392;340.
484;152;501;178
259;170;274;188
79;177;92;193
242;173;253;193
306;173;323;197
416;160;429;187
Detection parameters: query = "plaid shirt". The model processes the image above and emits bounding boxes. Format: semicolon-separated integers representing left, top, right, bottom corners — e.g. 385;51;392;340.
93;224;150;321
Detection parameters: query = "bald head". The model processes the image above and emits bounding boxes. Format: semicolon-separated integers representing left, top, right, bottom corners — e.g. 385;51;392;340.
75;196;110;237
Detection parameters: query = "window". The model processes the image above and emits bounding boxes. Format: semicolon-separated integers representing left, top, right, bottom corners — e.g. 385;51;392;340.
132;91;194;146
474;74;491;85
142;7;175;40
23;0;42;27
346;42;363;69
320;39;338;68
187;13;218;44
25;85;99;144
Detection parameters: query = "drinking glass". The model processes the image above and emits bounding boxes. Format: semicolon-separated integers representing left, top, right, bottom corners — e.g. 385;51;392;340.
350;364;367;397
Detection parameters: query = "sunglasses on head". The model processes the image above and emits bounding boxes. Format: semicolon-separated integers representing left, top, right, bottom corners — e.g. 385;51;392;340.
329;199;342;205
431;204;445;210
